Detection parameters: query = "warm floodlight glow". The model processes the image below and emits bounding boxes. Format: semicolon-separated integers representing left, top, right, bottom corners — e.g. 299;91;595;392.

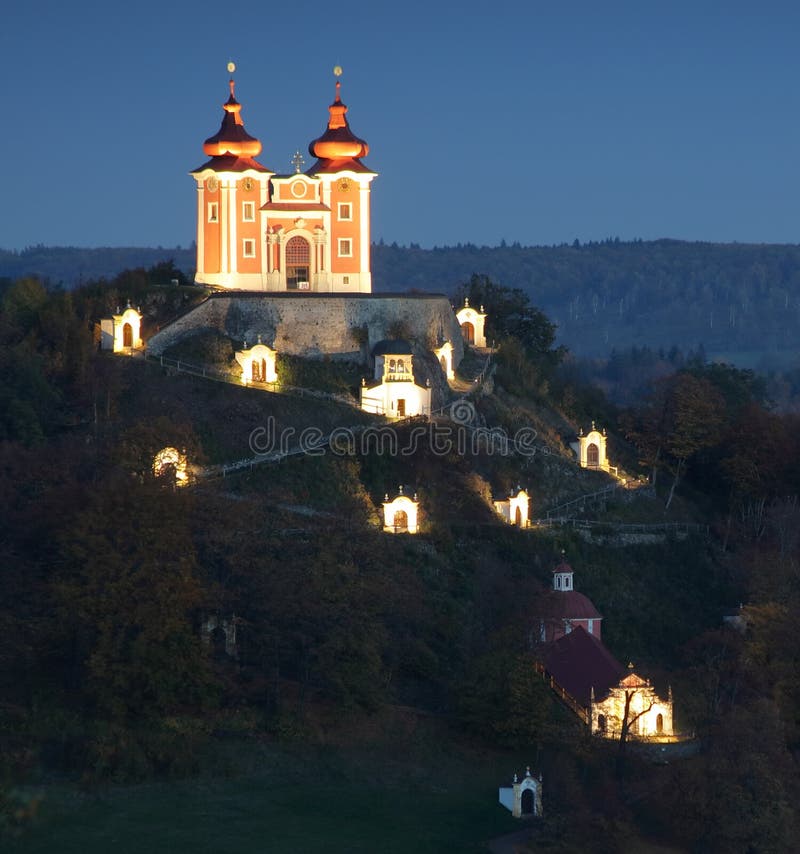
153;447;189;487
493;488;530;527
591;671;674;740
227;61;236;73
333;65;343;77
382;489;419;534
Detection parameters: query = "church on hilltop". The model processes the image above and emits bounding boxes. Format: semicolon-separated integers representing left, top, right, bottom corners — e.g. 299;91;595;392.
145;66;487;402
191;64;376;293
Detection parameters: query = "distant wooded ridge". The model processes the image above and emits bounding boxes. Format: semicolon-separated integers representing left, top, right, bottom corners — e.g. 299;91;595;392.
3;239;799;364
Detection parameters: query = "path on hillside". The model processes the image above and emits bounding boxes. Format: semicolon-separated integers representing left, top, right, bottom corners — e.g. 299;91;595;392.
486;826;537;853
145;347;676;535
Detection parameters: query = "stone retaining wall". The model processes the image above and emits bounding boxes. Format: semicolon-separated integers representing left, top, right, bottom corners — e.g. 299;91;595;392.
146;293;465;367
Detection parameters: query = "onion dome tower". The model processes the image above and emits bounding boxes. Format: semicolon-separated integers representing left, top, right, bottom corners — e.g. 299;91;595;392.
201;79;264;161
304;67;377;293
191;63;274;289
308;78;371;169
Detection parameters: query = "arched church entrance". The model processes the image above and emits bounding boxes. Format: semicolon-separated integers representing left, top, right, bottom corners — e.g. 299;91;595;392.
587;443;599;467
521;788;534;815
393;510;408;531
123;322;133;347
461;321;474;344
656;713;664;734
286;236;310;290
515;506;522;527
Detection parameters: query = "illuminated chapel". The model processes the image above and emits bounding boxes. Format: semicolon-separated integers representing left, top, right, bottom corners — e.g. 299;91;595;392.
191;67;376;293
533;559;675;740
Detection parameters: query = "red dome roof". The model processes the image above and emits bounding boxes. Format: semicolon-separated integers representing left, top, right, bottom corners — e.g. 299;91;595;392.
203;78;263;158
308;80;369;162
534;590;602;621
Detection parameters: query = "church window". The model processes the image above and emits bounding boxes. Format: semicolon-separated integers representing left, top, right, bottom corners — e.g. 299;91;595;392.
343;276;350;285
208;202;218;223
242;239;256;258
397;359;405;373
242;201;255;222
338;202;352;221
338;238;352;257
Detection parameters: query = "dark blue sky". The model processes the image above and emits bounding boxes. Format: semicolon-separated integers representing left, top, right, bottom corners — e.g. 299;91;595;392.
3;1;798;250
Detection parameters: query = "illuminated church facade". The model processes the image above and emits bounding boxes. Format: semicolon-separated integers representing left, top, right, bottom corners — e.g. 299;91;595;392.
191;67;376;293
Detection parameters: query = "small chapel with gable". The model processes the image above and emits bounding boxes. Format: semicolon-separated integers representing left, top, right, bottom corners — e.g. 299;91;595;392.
360;340;432;418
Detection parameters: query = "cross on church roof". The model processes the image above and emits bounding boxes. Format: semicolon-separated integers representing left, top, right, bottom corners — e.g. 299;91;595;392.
291;150;305;173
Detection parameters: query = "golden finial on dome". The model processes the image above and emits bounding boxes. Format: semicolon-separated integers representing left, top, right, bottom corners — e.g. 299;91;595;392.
333;65;343;77
227;61;236;74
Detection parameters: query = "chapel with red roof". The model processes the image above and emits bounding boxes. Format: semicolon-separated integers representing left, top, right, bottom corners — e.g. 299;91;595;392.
191;65;376;292
533;560;603;643
532;557;675;740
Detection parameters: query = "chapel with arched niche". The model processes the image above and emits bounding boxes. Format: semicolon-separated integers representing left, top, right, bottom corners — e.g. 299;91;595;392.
434;340;455;381
382;486;419;534
100;302;143;353
235;335;278;384
191;65;376;293
493;487;530;527
590;666;674;740
572;422;609;471
360;340;432;418
498;767;543;818
455;298;487;348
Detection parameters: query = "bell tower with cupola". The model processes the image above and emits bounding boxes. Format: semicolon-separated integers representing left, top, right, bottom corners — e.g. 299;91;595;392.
306;68;377;292
191;63;273;290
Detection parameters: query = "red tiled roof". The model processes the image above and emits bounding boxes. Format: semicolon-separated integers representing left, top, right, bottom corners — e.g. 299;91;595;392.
543;626;625;706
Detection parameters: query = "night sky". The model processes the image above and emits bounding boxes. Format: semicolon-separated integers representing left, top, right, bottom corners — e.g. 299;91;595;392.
3;0;799;250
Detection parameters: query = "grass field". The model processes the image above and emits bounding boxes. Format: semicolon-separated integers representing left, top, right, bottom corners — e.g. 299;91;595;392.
6;740;521;854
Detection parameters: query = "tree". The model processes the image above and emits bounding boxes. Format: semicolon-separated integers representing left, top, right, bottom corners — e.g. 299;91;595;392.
663;373;725;508
614;686;654;781
460;274;564;366
56;478;216;721
623;371;724;505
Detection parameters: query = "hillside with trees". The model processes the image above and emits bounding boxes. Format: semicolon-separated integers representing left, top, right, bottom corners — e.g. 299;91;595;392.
1;271;799;852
